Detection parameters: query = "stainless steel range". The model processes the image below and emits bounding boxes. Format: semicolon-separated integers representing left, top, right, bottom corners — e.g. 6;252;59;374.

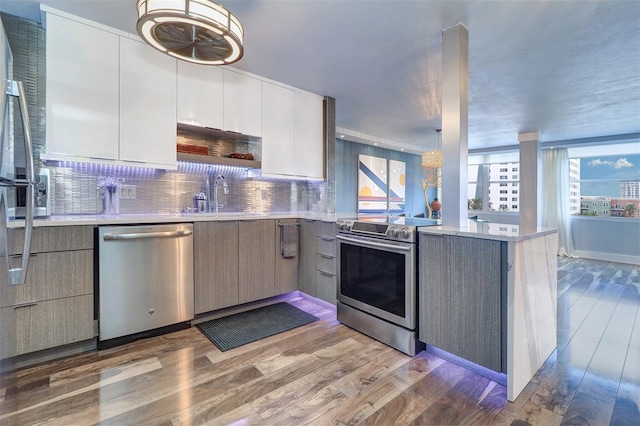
335;216;438;356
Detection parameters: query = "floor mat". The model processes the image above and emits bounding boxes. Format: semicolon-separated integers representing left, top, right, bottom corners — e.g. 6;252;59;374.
196;302;319;351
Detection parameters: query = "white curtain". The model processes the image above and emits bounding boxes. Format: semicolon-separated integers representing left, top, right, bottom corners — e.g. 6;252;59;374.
542;148;578;257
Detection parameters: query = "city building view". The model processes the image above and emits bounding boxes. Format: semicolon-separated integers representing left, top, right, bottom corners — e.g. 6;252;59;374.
469;154;639;219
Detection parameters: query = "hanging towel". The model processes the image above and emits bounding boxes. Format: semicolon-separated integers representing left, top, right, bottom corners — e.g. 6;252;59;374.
280;223;299;258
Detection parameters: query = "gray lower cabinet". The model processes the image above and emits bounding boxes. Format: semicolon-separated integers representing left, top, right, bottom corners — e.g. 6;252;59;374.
275;219;299;295
299;219;317;296
299;219;337;304
1;226;94;359
418;233;505;373
194;219;299;315
194;221;239;314
238;220;276;304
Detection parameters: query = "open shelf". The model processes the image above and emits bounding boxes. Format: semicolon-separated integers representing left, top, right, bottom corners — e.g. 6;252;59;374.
176;152;261;169
177;122;260;142
176;123;261;169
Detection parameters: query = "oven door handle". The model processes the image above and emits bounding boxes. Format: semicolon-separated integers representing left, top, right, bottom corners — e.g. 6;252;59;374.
336;234;412;252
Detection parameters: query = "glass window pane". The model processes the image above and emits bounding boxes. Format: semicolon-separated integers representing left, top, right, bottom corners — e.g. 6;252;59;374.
468;165;481;182
468;182;483;210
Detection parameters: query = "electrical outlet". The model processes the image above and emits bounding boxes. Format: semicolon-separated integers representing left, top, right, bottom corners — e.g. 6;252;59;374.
120;185;137;200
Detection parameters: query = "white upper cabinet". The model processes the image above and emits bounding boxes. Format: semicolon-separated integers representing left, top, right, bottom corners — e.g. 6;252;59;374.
177;61;223;128
223;69;262;137
45;13;119;161
294;90;325;180
43;10;177;169
261;82;295;176
119;37;177;167
261;87;325;180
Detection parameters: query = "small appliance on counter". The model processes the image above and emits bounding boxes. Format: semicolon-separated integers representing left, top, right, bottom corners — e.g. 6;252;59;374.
8;168;50;218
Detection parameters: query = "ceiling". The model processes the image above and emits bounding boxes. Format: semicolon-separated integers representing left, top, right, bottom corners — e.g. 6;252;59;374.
2;0;639;154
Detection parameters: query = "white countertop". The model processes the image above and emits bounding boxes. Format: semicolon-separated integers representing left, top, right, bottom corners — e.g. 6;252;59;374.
418;220;557;242
7;212;339;228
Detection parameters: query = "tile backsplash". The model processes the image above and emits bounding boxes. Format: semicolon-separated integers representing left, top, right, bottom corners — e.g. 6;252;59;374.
48;161;331;216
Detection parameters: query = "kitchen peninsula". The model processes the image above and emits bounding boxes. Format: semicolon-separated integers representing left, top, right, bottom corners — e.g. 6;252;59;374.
418;222;558;402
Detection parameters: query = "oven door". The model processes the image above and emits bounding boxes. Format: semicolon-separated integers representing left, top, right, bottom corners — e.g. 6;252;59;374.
336;233;416;330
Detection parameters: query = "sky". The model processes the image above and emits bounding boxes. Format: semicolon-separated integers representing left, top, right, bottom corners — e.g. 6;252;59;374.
579;153;640;197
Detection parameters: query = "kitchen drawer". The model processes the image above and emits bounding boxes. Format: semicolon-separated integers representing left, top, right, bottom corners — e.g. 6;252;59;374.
315;270;337;305
316;236;336;257
9;226;94;254
0;294;94;359
2;250;93;308
316;253;336;274
315;221;336;239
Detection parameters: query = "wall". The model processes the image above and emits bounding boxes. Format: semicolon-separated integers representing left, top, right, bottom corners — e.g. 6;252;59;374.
571;216;640;264
3;13;334;216
335;138;428;216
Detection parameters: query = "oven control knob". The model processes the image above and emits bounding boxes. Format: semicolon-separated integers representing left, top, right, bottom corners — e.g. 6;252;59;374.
399;228;410;239
388;228;398;238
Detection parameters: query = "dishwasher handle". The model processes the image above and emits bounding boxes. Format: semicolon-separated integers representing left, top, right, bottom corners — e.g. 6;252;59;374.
103;229;193;241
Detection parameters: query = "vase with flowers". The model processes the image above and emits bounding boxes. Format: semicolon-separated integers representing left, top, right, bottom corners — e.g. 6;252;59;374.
98;176;124;215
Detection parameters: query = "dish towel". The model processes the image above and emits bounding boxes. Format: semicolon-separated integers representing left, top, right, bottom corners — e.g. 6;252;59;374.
280;223;299;258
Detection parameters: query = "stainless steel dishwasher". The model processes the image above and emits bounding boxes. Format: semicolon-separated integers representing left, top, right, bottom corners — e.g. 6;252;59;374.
98;223;194;344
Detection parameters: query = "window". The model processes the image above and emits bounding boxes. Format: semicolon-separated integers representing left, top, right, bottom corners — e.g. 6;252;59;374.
468;161;520;212
570;149;639;219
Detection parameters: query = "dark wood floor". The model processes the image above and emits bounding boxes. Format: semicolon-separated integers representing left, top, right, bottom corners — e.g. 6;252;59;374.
0;257;638;425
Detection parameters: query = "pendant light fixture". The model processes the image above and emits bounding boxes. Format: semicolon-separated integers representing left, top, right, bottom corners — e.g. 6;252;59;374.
136;0;244;65
422;129;442;169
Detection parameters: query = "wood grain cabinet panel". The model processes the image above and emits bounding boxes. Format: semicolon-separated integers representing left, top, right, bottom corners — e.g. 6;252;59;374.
314;221;337;305
238;220;276;304
193;221;239;314
2;225;94;360
297;220;337;305
275;219;299;295
315;221;336;239
419;234;504;372
2;250;93;308
298;220;317;297
317;237;336;257
1;295;94;359
315;271;337;305
8;226;94;255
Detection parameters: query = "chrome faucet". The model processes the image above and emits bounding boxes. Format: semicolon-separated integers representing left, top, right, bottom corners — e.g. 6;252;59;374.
213;174;228;213
204;166;213;213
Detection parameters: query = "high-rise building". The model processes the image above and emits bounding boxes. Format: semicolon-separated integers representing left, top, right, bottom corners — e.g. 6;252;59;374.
569;159;580;214
620;180;640;199
487;163;519;212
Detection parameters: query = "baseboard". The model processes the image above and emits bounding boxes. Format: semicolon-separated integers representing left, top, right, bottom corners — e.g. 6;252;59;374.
192;292;306;325
1;339;97;373
575;250;640;265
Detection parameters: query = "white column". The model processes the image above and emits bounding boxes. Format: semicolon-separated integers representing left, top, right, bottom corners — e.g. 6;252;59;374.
518;131;541;233
441;23;469;228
